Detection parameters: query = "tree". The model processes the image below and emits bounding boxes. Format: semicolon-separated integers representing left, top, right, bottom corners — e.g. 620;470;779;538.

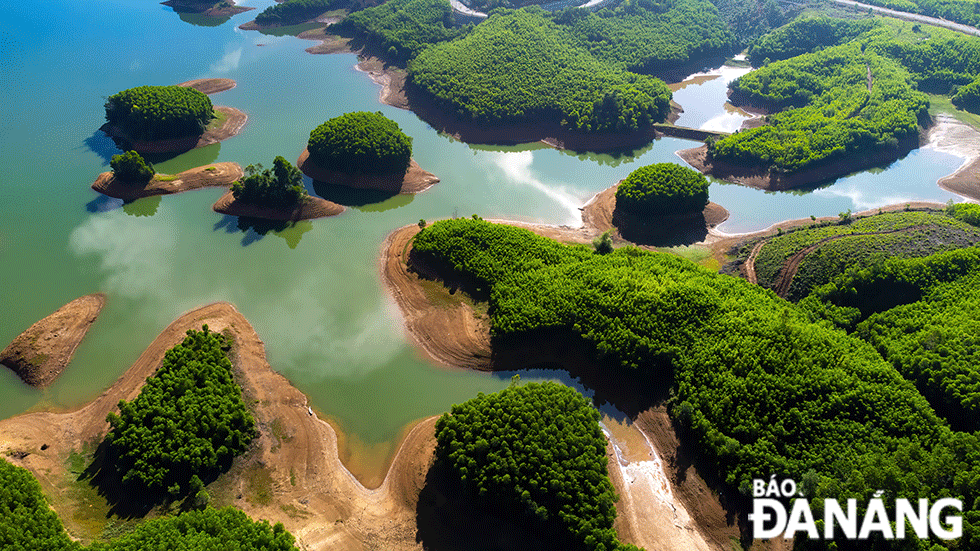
307;112;413;174
615;162;709;216
230;156;307;208
110;150;155;183
104;85;214;141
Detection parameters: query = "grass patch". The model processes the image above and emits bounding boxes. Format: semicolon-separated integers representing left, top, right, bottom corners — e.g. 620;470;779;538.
152;174;178;182
415;276;489;318
289;468;296;487
269;417;292;453
280;502;311;519
243;464;274;506
206;109;228;132
928;93;980;128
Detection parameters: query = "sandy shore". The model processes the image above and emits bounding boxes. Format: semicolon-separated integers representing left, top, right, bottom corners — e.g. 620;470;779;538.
212;192;345;221
297;149;439;194
177;78;237;95
927;113;980;201
0;294;105;388
100;106;248;154
0;303;437;551
92;162;243;201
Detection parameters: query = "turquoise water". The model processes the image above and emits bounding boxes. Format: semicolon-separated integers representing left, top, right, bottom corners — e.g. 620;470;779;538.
0;0;966;450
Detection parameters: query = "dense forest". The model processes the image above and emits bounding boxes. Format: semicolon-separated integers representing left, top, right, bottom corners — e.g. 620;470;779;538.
746;16;881;65
412;218;979;549
104;326;254;498
110;151;155;183
614;162;709;215
744;210;980;299
328;0;463;62
857;0;980;29
231;157;307;208
104;86;215;142
551;0;737;74
711;41;927;172
435;381;638;551
307;111;413;174
409;8;672;133
0;460;80;551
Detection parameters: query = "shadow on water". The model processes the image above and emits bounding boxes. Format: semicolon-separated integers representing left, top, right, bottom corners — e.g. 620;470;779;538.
213;215;312;248
86;195;124;213
176;12;231;27
83;131;123;166
122;196;162;218
465;140;656;168
612;207;709;247
311;180;415;212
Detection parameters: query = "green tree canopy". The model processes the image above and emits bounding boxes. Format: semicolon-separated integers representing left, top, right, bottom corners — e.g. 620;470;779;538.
231;156;307;208
307;111;413;175
104;326;255;497
104;86;214;141
110;150;156;183
615;162;709;215
0;461;80;551
436;381;639;551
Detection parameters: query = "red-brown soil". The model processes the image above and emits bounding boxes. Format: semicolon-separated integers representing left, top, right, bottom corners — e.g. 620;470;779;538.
212;192;345;221
297;149;439;194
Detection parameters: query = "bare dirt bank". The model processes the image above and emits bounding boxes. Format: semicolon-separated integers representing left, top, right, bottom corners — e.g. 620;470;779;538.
0;303;438;551
928;113;980;201
92;162;243;201
0;294;106;388
297;149;439;194
177;77;237;95
212;192;346;220
100;106;247;154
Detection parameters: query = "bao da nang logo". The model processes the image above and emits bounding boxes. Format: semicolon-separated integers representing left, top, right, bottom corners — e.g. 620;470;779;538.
748;477;962;540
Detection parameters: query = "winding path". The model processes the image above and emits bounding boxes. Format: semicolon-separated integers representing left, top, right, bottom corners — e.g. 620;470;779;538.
833;0;980;37
768;226;927;298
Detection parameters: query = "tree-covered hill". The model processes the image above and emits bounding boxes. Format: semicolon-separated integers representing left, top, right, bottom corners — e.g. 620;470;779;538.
104;326;254;498
307;111;413;174
104;86;215;142
0;460;80;551
231;156;307;208
436;381;639;551
412;218;979;549
328;0;463;62
614;162;709;215
408;8;672;134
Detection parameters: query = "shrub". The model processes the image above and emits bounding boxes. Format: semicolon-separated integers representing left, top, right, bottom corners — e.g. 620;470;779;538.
110;150;155;183
307;111;412;175
231;156;306;208
104;85;214;141
615;162;709;216
949;202;980;226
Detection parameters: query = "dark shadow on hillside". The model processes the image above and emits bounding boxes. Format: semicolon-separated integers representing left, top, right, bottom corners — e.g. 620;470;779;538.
487;329;669;420
311;180;398;207
83;130;123;166
416;459;581;551
612;207;709;247
77;440;159;519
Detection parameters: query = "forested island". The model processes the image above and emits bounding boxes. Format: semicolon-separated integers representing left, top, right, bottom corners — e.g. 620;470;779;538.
91;151;244;201
100;83;247;154
297;111;439;193
213;156;345;220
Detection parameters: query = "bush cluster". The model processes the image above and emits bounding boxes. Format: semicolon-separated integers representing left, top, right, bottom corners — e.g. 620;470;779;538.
307;111;412;175
104;326;255;496
231;156;307;208
110;150;155;183
104;86;214;141
614;162;709;216
0;461;79;551
328;0;461;63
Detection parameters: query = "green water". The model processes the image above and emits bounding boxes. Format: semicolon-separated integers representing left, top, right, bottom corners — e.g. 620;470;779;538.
0;0;968;449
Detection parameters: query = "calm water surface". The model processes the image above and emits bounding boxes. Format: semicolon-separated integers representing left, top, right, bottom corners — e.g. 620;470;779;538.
0;1;967;457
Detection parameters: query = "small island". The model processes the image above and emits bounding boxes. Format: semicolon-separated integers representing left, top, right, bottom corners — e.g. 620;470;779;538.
583;163;728;246
100;82;247;154
0;293;106;388
213;156;345;220
92;150;244;201
297;111;439;193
